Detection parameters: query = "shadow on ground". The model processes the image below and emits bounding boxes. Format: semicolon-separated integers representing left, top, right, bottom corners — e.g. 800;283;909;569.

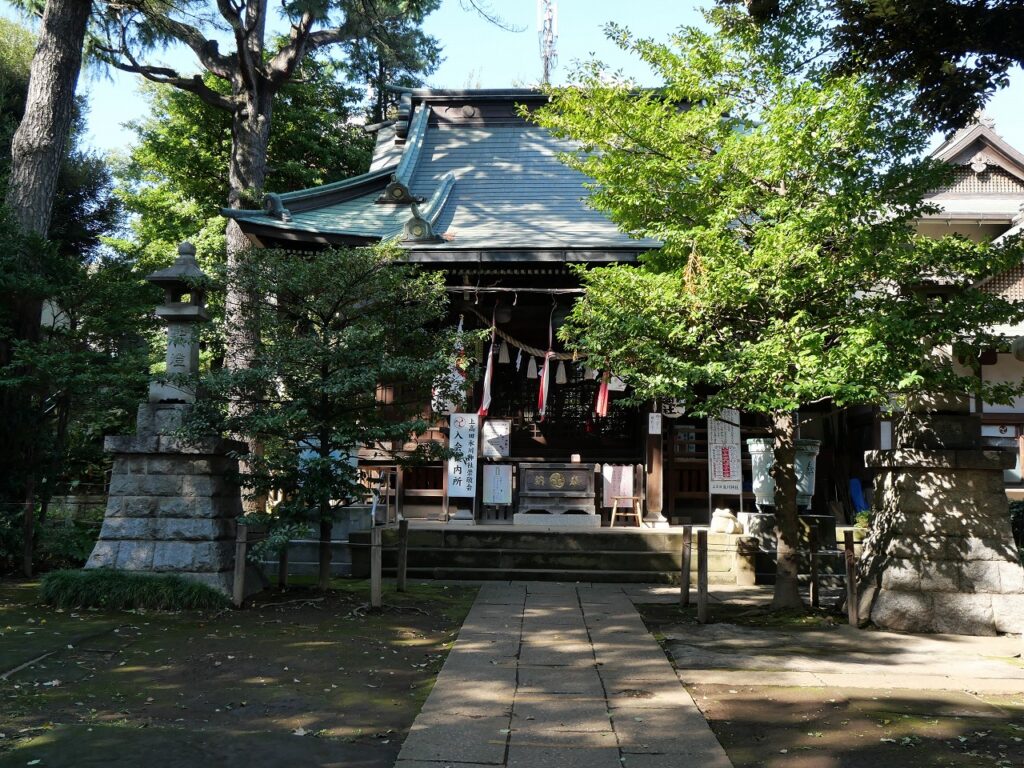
0;578;477;768
637;601;1024;767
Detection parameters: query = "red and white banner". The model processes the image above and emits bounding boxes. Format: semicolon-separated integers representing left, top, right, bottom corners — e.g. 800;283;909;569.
478;321;496;417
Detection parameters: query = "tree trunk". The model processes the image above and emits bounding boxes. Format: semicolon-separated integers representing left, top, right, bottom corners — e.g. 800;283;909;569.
4;0;89;237
770;410;805;609
318;512;333;591
224;89;273;512
2;0;89;555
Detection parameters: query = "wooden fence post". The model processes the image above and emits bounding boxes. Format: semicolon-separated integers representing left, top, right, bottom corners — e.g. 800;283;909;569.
396;518;409;593
370;525;383;608
277;547;289;589
232;523;248;609
697;529;708;624
844;529;859;627
680;526;692;607
809;523;820;609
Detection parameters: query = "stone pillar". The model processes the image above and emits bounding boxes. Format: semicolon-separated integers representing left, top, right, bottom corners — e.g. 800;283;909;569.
860;409;1024;635
86;243;251;596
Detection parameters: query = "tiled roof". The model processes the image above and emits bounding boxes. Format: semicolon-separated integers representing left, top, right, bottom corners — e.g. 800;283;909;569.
225;89;657;258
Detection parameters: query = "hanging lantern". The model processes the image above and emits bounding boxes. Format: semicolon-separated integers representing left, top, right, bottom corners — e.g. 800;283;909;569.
555;360;567;384
527;356;538;379
498;339;510;364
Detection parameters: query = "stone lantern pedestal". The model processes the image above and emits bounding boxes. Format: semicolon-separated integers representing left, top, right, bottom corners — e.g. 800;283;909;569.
86;243;251;595
860;410;1024;635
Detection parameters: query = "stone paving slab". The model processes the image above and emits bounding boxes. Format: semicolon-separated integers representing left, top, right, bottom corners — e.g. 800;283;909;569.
395;582;733;768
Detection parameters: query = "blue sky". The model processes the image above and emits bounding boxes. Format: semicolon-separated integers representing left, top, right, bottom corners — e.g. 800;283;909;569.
5;1;1024;155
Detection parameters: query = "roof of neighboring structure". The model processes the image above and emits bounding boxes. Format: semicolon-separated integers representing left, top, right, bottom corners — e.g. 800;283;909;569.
226;89;658;261
923;115;1024;228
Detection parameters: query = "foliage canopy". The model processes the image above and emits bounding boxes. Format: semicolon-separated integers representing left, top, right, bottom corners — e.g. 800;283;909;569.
532;7;1024;606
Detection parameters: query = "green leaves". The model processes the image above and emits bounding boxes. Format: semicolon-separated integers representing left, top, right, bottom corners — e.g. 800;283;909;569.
189;245;453;523
534;6;1024;421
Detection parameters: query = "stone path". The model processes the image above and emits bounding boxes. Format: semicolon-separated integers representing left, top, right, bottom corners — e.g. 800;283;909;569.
634;584;1024;695
395;582;731;768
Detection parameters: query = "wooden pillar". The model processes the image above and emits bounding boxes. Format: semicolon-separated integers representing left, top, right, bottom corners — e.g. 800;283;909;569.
370;525;383;608
232;523;248;609
396;518;410;593
645;404;667;525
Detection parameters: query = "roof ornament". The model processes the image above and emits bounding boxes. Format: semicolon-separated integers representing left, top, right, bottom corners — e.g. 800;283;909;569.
263;193;292;222
378;104;430;204
394;92;413;142
381;174;423;204
402;203;442;243
976;109;997;130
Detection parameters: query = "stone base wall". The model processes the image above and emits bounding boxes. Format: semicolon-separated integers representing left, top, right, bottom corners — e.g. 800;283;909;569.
86;410;246;596
861;448;1024;635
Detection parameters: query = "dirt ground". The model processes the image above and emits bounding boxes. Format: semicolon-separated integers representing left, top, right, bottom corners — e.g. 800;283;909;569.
640;602;1024;768
0;578;478;768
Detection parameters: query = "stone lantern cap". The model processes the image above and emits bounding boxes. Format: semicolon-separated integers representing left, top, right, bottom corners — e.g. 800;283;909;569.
147;242;209;321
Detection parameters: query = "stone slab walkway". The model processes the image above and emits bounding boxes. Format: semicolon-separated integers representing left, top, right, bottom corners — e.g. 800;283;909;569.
395;582;732;768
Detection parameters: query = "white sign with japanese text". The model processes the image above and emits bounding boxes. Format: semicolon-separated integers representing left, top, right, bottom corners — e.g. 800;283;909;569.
708;409;742;495
447;413;479;498
482;464;513;505
481;419;511;458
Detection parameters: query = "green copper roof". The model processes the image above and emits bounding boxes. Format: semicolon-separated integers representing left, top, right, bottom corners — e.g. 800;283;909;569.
225;89;659;256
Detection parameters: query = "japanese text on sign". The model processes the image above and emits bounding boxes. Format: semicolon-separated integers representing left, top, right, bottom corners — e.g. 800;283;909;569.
482;464;512;505
447;413;479;498
481;419;511;458
708;408;742;495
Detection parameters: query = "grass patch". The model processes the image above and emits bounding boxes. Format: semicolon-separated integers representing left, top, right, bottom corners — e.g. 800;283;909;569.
39;569;230;611
638;601;845;631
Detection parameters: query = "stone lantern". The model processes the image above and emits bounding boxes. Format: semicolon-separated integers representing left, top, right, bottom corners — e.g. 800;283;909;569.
146;242;207;404
85;242;255;596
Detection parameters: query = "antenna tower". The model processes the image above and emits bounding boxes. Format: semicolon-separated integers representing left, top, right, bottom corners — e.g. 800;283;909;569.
537;0;558;84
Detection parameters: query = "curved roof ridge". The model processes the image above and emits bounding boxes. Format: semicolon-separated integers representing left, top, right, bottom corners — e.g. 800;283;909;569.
378;104;430;204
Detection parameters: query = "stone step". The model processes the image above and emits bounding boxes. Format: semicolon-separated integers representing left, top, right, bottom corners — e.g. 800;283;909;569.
386;566;737;584
349;527;749;584
368;527;738;553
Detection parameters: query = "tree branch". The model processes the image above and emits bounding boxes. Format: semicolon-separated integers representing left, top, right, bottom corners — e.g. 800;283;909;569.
96;44;237;112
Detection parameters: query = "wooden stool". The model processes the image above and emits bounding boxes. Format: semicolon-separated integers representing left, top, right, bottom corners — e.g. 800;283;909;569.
610;496;643;527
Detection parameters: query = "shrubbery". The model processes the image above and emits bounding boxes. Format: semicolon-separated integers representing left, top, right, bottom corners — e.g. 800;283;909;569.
40;568;229;611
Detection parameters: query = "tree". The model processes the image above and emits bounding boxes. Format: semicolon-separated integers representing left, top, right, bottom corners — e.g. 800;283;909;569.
342;14;442;123
1;13;135;576
735;0;1024;132
531;8;1024;608
189;246;456;590
91;0;442;395
113;61;373;280
4;0;90;237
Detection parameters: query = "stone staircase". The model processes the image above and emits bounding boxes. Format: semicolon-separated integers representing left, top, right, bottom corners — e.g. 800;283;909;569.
349;526;751;584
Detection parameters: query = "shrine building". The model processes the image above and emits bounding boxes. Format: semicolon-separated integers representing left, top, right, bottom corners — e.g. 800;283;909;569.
225;89;1024;535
